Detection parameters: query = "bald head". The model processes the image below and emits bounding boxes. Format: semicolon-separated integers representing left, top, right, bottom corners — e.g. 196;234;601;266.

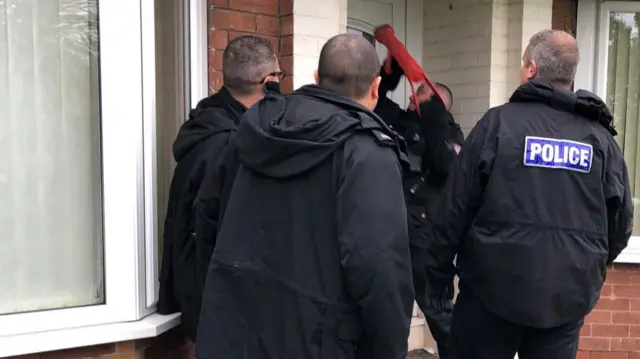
317;34;380;99
523;29;579;88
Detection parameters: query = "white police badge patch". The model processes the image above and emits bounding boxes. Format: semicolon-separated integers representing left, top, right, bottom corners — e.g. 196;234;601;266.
523;136;593;173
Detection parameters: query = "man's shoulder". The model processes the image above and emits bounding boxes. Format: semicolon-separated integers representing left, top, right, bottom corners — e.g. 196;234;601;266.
341;130;403;169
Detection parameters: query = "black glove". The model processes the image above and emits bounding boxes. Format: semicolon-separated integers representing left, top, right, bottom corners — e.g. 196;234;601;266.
425;280;454;312
389;56;404;77
379;56;404;92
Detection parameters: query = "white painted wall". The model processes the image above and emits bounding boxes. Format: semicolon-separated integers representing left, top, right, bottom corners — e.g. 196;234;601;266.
422;0;551;134
291;0;348;89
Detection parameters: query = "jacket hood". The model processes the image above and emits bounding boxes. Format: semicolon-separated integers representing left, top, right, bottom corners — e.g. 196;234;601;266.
510;80;616;135
172;87;246;161
235;84;395;178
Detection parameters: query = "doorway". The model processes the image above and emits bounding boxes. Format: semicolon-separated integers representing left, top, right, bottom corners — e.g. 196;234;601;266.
346;0;423;108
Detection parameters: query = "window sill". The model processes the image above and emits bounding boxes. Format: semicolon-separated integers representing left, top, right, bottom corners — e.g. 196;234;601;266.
0;312;181;358
614;238;640;264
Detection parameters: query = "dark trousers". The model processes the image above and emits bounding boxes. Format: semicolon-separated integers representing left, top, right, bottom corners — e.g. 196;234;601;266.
408;204;452;359
450;288;583;359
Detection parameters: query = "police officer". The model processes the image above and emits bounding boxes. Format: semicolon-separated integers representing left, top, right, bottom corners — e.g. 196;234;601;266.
374;56;463;359
424;29;634;359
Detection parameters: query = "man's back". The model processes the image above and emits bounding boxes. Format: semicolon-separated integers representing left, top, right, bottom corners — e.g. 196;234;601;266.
195;86;414;359
449;80;633;328
157;88;242;340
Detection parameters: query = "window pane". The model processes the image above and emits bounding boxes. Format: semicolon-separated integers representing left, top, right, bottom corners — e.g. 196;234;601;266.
606;11;640;236
0;0;104;314
346;26;376;47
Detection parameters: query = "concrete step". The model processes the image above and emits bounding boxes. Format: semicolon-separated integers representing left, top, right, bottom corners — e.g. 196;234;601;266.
407;349;438;359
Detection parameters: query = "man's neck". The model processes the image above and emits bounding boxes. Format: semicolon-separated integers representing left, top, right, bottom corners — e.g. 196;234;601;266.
233;93;263;109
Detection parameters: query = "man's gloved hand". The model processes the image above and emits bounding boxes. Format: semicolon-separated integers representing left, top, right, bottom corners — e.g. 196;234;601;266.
425;280;454;312
388;55;404;76
380;55;404;92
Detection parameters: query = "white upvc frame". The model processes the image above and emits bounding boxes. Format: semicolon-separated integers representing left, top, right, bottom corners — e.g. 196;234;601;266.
576;0;640;264
188;0;209;109
0;0;155;337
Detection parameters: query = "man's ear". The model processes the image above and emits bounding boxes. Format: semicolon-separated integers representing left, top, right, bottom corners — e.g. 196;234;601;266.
314;70;319;85
527;60;537;80
371;76;381;100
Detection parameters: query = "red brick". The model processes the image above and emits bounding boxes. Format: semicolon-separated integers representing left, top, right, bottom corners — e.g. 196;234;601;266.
279;0;293;15
597;298;631;311
577;351;591;359
212;9;256;32
281;75;293;94
606;271;634;285
579;337;610;351
229;0;278;15
280;15;293;36
632;299;640;311
611;338;635;351
40;344;115;359
630;326;640;338
209;29;228;50
209;70;223;92
280;55;293;75
591;353;629;359
612;264;640;273
592;324;630;338
631;352;640;359
613;285;640;298
280;35;293;56
581;324;592;337
587;311;613;324
613;311;640;325
7;355;40;359
210;0;229;7
209;50;223;70
602;284;614;297
256;16;280;36
115;340;136;353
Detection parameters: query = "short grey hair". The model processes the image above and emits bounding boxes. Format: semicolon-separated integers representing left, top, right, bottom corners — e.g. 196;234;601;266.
525;29;579;87
222;36;278;95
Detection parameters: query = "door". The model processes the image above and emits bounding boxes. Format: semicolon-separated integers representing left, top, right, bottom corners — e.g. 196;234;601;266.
347;0;408;108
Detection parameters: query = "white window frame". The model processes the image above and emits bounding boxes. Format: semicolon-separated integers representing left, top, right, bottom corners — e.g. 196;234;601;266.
188;0;209;110
0;0;155;338
576;0;640;263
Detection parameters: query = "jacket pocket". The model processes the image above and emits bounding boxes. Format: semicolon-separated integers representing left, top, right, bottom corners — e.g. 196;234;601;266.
320;309;362;359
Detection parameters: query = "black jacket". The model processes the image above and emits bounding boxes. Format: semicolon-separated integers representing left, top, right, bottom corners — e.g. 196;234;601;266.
425;80;634;328
195;85;414;359
157;87;245;341
373;64;463;202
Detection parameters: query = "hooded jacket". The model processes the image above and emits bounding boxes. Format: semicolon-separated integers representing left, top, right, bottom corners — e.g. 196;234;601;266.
373;62;462;345
195;85;414;359
425;80;634;328
157;87;245;341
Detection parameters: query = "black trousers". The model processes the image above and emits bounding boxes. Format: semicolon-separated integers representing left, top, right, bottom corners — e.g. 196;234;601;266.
408;204;452;359
450;287;583;359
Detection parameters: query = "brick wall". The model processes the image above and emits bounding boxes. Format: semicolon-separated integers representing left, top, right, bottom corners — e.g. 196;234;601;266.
578;264;640;358
7;327;192;359
208;0;294;94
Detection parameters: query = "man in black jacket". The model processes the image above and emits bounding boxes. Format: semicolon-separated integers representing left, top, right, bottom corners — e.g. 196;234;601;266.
194;34;414;359
373;57;463;359
157;35;283;341
425;29;634;359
